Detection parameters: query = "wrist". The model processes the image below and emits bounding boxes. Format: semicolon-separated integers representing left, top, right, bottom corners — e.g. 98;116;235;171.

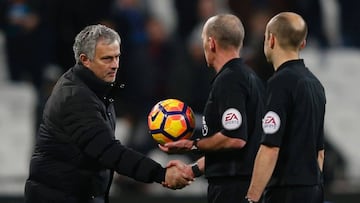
191;138;200;150
191;162;203;178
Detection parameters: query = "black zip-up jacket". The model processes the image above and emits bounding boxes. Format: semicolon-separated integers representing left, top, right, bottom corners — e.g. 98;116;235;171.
25;64;166;203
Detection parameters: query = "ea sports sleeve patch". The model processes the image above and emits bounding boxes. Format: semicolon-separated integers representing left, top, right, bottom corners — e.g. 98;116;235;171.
262;111;281;134
222;108;242;130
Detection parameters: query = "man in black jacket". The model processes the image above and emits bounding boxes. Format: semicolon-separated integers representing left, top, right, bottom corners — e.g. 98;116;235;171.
24;24;192;203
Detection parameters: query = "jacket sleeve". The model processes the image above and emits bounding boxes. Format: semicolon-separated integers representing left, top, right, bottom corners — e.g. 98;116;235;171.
61;89;166;184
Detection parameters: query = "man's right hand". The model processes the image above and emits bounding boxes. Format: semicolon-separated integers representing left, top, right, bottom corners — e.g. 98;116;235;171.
158;139;194;154
162;160;194;189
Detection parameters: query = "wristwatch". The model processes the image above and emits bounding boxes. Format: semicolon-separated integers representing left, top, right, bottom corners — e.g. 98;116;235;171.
191;162;203;177
191;138;200;150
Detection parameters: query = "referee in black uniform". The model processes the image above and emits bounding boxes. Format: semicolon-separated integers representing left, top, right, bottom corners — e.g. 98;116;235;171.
159;14;265;203
246;12;326;203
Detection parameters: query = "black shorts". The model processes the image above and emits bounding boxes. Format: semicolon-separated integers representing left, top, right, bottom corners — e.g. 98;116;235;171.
263;185;324;203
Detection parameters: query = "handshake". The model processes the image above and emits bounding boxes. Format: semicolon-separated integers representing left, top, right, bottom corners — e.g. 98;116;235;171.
163;160;195;190
160;139;203;190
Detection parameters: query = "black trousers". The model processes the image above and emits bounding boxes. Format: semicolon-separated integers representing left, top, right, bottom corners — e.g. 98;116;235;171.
207;178;251;203
263;184;324;203
24;180;106;203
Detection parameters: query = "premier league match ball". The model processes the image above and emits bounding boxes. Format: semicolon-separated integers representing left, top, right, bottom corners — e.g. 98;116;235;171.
147;99;196;145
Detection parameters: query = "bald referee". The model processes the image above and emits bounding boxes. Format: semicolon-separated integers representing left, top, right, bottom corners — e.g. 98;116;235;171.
246;12;326;203
159;14;265;203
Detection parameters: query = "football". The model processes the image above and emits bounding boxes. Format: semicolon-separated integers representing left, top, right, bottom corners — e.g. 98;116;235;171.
147;99;196;145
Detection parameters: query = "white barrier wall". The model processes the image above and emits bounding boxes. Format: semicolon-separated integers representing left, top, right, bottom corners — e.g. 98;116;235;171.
302;48;360;183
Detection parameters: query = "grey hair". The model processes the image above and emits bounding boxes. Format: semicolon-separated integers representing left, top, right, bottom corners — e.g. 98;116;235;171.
73;24;121;64
205;14;245;50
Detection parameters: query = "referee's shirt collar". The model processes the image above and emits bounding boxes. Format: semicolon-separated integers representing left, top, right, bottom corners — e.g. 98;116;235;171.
276;59;304;72
211;58;243;83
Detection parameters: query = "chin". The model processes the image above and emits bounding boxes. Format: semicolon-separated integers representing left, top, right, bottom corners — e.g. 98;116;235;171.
104;78;115;83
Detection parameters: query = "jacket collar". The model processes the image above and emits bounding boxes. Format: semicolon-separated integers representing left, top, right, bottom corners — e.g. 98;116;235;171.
73;64;115;102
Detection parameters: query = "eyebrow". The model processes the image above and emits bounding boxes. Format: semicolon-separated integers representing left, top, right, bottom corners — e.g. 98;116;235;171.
101;53;121;59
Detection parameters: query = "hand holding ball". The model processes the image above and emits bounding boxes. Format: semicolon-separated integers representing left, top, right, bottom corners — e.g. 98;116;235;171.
148;99;196;145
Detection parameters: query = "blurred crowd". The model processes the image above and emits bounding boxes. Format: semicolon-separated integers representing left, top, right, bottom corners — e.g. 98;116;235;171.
0;0;354;196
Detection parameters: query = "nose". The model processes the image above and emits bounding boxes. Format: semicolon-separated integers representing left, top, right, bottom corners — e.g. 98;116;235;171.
112;58;119;69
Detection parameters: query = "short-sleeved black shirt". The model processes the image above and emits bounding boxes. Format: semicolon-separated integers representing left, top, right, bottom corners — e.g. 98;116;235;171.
261;59;326;187
202;58;265;178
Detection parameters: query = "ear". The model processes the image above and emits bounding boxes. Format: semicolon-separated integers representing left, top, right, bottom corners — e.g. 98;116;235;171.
80;54;90;67
300;39;306;50
209;37;216;52
269;33;275;49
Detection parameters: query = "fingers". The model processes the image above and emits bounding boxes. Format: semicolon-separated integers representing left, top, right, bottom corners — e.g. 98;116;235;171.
166;160;185;168
164;164;194;190
164;140;187;148
163;177;191;190
163;141;179;147
158;144;169;152
166;160;194;179
158;143;182;154
158;140;193;154
181;165;195;179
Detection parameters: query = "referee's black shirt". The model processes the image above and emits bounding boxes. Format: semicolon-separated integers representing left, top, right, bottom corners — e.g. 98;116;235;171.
202;58;265;179
261;59;326;187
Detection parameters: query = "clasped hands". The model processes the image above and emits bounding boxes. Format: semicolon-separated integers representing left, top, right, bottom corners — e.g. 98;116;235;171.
161;139;195;190
163;160;194;189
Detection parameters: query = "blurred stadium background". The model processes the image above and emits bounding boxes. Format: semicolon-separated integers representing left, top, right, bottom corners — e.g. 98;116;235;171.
1;0;360;202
